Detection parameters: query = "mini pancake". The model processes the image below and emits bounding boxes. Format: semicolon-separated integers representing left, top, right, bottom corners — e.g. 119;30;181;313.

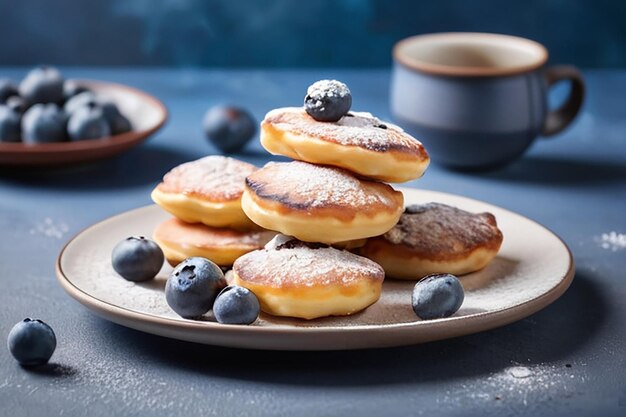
151;156;257;229
260;107;430;183
153;218;276;267
241;161;404;244
232;239;385;319
360;203;504;279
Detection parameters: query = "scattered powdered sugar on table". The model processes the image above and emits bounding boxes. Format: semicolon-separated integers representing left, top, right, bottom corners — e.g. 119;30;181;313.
29;217;69;239
437;363;584;407
596;231;626;251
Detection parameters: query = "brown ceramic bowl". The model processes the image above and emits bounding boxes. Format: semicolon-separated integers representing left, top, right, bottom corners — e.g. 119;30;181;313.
0;80;168;167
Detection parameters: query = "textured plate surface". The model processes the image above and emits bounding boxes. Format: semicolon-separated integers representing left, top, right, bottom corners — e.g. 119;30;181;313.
56;188;574;350
0;79;167;166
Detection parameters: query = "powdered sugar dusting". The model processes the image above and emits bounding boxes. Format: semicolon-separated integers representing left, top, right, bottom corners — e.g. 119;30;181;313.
248;161;400;210
436;363;585;407
381;203;502;256
264;234;296;250
265;107;426;154
159;155;256;201
29;217;69;239
234;245;384;288
596;231;626;251
306;79;350;101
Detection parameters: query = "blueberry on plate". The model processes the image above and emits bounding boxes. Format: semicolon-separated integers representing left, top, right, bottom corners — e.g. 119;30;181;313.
21;103;68;144
19;66;64;105
0;105;22;142
63;91;98;116
165;257;226;318
411;273;465;320
111;236;164;282
203;106;257;153
100;101;132;135
304;79;352;122
0;78;19;103
68;102;111;141
63;80;90;101
7;318;56;366
6;96;28;114
213;286;260;325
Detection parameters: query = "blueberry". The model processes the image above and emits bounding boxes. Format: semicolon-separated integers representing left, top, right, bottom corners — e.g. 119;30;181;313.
111;236;164;282
19;66;64;105
412;273;465;320
304;80;352;122
213;286;260;325
100;101;132;135
68;102;111;141
0;79;18;103
6;96;28;114
21;103;67;144
203;106;256;153
63;91;97;116
165;257;226;318
0;105;21;142
63;80;90;101
7;318;56;366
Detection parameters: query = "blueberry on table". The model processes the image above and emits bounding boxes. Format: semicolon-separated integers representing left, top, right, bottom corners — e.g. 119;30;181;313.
0;78;19;103
0;105;22;142
18;66;64;105
412;273;465;320
165;257;227;318
111;236;164;282
213;286;260;325
304;79;352;122
7;318;56;366
100;101;132;135
63;80;90;101
203;106;257;153
21;103;68;144
68;102;111;141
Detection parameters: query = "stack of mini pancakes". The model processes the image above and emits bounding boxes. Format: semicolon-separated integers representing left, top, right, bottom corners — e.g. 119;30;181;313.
150;105;503;320
230;106;434;320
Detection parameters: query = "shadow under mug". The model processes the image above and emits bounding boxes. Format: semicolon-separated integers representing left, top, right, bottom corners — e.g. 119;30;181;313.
390;33;585;170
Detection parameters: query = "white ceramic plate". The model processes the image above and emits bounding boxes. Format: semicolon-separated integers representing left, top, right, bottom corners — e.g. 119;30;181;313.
56;188;574;350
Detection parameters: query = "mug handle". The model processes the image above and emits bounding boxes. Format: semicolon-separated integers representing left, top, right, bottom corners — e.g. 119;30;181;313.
542;65;585;137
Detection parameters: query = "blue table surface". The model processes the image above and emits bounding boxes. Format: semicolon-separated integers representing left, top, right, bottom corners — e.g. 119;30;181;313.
0;68;624;417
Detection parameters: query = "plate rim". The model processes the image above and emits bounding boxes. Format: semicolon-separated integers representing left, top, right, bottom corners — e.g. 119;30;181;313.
55;188;575;342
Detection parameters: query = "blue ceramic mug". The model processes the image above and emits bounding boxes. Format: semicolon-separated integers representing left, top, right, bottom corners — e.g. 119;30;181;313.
391;33;585;169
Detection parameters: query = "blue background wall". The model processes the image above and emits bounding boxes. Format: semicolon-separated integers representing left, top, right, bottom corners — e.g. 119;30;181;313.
0;0;623;67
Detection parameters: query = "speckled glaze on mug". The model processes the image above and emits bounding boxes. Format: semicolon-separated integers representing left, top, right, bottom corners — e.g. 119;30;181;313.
391;33;585;169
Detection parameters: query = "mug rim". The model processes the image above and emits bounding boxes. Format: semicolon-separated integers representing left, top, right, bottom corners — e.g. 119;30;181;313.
393;32;549;77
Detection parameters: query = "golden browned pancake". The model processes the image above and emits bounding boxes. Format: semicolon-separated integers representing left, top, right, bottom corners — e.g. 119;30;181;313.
153;218;276;267
360;202;503;279
232;239;385;319
151;156;257;229
241;161;404;243
260;107;430;182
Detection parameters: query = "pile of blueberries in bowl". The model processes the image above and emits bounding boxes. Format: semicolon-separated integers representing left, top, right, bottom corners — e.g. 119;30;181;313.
0;66;132;144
